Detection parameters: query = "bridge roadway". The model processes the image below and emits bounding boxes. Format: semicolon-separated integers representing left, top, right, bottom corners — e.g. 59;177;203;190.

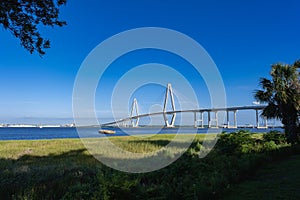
101;105;267;127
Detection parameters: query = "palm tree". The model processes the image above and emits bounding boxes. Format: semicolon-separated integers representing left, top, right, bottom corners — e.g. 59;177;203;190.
254;60;300;144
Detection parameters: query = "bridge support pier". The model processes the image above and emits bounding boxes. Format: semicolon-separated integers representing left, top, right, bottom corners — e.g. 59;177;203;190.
226;111;229;127
226;110;237;128
233;110;237;128
208;111;218;128
194;112;204;128
208;112;210;127
255;109;259;128
163;114;176;127
256;109;268;128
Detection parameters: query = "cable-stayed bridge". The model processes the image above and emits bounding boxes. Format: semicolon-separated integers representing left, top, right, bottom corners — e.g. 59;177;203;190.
101;84;268;128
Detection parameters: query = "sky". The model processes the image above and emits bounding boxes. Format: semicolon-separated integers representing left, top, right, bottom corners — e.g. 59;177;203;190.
0;0;299;125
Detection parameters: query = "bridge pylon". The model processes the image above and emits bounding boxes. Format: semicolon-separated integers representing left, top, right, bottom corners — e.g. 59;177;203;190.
256;109;268;129
163;83;176;127
130;98;139;127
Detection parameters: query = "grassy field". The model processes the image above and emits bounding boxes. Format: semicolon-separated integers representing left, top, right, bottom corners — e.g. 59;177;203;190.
0;132;299;199
0;134;208;157
224;154;300;199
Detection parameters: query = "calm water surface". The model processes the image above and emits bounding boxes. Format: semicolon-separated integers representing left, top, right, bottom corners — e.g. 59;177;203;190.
0;127;283;140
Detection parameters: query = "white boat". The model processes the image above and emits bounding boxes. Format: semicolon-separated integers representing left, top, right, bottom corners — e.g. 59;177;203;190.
98;129;116;134
39;125;61;128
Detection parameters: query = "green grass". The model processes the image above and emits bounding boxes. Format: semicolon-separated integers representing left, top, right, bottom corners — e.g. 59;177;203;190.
223;154;300;200
0;139;86;159
0;134;209;199
0;134;207;158
0;132;299;199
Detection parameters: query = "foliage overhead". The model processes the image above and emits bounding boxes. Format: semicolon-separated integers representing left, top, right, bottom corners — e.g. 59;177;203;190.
0;0;67;55
255;60;300;143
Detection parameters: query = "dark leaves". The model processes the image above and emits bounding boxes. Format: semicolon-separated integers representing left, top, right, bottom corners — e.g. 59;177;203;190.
261;103;281;119
254;61;300;143
254;89;271;103
0;0;67;55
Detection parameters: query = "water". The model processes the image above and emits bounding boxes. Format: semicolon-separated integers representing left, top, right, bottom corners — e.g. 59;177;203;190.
0;127;284;140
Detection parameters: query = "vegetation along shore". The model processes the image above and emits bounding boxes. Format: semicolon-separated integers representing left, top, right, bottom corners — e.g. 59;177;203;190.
0;131;300;199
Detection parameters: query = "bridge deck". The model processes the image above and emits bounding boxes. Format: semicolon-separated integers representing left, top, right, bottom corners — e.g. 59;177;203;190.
101;105;266;126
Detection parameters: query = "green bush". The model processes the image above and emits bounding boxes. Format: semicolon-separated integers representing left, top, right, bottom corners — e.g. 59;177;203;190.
216;130;255;154
263;130;286;144
263;141;279;151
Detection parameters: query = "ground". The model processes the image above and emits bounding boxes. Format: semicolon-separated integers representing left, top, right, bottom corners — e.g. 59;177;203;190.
224;154;300;200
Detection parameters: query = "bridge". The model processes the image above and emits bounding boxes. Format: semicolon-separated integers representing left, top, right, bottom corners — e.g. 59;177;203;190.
101;83;268;128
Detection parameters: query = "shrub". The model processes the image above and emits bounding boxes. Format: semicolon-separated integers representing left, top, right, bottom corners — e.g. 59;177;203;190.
263;130;286;144
216;130;255;154
263;141;279;151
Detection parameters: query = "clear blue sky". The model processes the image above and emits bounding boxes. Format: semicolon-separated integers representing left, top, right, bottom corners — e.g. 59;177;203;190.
0;0;299;124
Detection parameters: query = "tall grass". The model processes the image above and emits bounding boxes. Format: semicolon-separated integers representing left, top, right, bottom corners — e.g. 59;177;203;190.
0;131;299;199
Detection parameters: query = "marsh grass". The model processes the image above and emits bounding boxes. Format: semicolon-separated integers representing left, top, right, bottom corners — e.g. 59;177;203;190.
106;134;207;153
0;132;299;199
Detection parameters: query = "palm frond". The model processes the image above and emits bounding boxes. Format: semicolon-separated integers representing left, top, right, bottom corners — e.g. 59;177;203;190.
254;89;272;103
261;103;281;119
294;60;300;68
259;78;273;90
